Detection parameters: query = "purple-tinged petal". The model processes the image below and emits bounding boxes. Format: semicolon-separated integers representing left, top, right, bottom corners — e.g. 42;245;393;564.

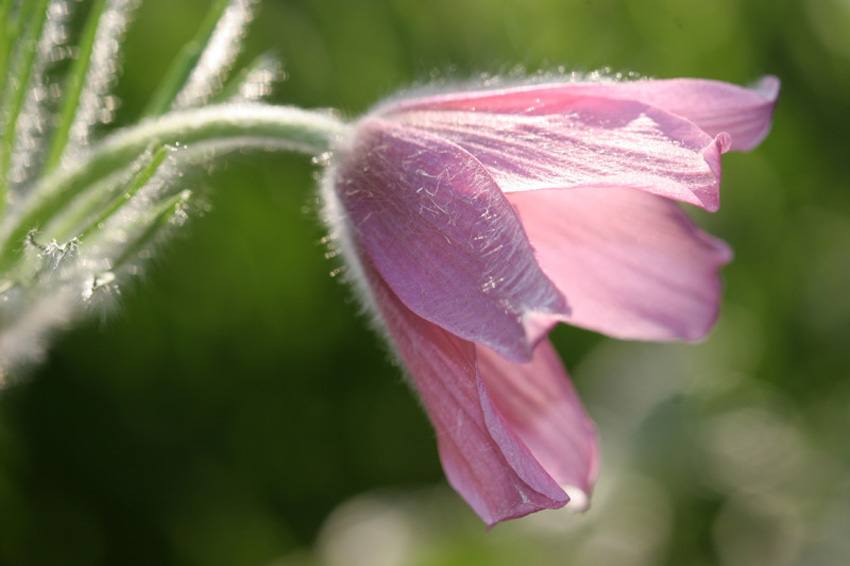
507;186;733;341
359;252;568;526
392;98;729;211
477;341;599;507
387;76;779;152
333;118;568;362
573;76;780;151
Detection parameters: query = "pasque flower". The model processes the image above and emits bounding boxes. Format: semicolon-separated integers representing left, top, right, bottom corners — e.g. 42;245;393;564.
321;75;779;526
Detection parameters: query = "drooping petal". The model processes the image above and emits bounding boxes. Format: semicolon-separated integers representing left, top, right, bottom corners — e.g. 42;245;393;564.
507;186;733;341
333;118;568;362
387;75;779;152
392;97;729;211
581;76;780;151
477;341;599;507
358;251;568;526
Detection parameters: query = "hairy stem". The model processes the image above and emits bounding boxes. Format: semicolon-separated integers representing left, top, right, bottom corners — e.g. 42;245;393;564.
42;0;109;174
0;103;346;270
0;0;51;219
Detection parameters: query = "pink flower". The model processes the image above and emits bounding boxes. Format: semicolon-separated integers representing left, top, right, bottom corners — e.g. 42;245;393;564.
321;75;779;527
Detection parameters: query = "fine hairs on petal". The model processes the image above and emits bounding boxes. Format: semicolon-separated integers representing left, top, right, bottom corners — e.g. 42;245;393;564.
317;153;386;344
321;68;777;527
370;66;642;116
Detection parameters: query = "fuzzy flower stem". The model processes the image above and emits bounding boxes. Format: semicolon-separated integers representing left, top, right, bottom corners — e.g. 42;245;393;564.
0;103;346;270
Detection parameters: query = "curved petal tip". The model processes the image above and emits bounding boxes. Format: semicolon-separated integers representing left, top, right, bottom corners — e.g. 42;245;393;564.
561;484;591;511
755;75;781;102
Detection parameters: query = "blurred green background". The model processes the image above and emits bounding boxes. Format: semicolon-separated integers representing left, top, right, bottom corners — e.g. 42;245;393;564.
2;0;850;564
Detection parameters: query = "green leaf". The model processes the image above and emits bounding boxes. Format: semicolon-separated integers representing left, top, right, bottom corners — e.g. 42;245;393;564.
77;144;170;242
211;52;280;103
41;0;110;175
43;143;171;244
110;188;192;271
0;0;16;90
142;0;231;117
0;0;51;216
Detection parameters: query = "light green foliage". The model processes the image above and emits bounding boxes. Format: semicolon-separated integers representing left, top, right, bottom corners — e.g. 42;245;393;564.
0;0;342;375
41;0;110;174
142;0;233;116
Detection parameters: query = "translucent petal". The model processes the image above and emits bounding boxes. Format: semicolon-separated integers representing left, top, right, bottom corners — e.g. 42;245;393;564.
393;97;728;211
360;253;568;526
334;118;568;362
477;340;599;507
508;186;733;341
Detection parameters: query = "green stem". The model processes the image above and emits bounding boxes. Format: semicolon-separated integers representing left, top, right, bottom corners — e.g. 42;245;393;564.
110;189;192;271
0;0;15;89
0;0;51;219
142;0;231;117
76;144;170;242
42;0;110;174
212;52;276;103
0;103;346;270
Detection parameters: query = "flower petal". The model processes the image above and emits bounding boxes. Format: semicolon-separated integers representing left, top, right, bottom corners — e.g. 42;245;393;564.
333;118;568;362
359;252;568;526
388;76;779;152
507;186;733;341
575;76;780;151
393;97;728;211
477;340;599;507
